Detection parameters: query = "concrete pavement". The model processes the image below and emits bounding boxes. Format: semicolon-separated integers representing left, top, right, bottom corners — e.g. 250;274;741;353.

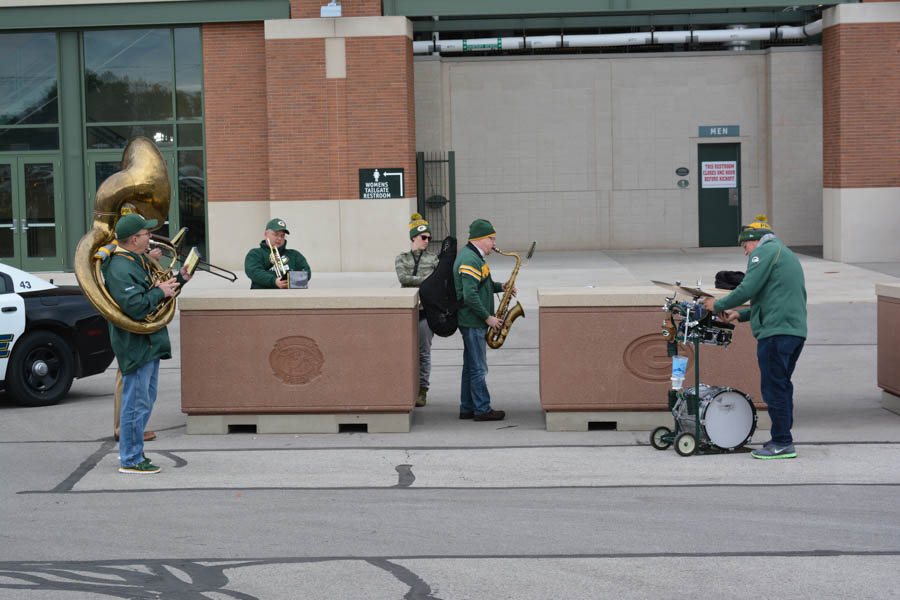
1;248;899;599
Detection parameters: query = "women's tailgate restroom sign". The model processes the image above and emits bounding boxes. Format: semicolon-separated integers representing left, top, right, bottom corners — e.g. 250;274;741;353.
701;162;737;188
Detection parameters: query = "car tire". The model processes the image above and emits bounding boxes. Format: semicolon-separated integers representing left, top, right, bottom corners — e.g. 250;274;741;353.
6;330;75;407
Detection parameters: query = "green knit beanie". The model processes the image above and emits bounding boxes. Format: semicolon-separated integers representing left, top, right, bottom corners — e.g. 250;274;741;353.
738;214;774;243
408;213;431;239
468;218;496;241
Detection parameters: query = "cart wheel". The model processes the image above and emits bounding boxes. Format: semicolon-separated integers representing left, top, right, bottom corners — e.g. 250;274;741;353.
650;426;673;450
675;433;697;457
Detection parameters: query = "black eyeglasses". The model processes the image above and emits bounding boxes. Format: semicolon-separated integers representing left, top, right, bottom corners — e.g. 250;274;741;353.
420;235;431;241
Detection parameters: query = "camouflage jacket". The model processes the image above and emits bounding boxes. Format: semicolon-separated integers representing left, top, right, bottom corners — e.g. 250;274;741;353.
395;250;438;287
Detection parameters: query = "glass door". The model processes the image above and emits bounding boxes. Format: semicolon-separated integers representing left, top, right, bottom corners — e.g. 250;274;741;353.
0;156;64;271
0;160;16;263
87;152;178;238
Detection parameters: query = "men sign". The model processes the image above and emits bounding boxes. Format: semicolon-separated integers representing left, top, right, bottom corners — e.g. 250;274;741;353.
701;161;737;188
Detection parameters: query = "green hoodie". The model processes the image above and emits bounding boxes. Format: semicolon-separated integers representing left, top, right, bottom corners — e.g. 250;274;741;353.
713;235;807;340
245;240;311;289
102;249;174;374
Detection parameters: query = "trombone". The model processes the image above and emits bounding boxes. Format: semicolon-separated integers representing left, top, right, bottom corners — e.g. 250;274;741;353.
150;228;238;282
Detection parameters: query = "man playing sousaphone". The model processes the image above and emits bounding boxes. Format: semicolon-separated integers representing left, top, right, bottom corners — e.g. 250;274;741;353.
245;218;311;289
104;213;192;474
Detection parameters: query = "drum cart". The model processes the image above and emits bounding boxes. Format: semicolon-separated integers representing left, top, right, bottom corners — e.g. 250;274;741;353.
648;282;757;457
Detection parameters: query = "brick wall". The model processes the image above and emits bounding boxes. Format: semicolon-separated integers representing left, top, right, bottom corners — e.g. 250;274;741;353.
203;23;270;202
264;34;415;201
345;36;416;199
264;38;330;201
290;0;381;18
822;23;900;188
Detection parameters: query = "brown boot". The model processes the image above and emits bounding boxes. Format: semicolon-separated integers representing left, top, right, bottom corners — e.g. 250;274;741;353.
416;387;428;407
143;431;157;441
473;409;505;422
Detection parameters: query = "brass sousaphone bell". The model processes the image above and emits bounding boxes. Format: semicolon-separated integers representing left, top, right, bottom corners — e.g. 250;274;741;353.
74;137;178;334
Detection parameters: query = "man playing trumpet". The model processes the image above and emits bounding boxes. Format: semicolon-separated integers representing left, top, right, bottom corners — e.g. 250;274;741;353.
245;218;311;289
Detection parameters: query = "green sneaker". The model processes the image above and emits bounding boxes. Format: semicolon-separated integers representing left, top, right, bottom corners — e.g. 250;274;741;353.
751;443;796;459
119;458;162;474
416;387;428;407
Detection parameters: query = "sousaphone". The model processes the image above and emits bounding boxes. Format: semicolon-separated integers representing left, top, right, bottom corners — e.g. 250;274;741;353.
74;137;176;334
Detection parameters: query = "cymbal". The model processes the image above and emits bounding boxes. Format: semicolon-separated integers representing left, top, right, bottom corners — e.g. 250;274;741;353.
650;280;715;298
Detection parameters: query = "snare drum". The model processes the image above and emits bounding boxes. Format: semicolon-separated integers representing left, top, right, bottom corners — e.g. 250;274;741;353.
678;384;757;451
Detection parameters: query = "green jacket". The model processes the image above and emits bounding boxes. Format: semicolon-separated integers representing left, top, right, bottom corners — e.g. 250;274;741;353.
453;242;503;329
395;249;438;287
102;249;173;375
713;235;807;340
245;241;311;289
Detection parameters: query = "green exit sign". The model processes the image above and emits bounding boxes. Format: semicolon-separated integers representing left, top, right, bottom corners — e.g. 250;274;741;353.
699;125;739;137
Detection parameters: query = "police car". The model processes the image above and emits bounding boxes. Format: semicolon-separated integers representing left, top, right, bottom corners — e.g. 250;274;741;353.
0;263;114;407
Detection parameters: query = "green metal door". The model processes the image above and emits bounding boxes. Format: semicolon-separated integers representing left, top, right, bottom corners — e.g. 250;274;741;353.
87;152;178;237
698;143;741;247
0;156;65;271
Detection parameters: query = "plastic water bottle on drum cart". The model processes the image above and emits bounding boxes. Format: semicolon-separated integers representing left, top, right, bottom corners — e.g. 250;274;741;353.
648;280;758;457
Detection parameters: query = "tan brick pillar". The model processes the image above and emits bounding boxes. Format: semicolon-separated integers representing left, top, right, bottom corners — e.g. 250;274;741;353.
262;17;416;272
822;2;900;261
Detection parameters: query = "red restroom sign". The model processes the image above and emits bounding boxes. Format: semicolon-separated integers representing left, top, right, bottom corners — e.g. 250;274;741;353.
700;161;737;188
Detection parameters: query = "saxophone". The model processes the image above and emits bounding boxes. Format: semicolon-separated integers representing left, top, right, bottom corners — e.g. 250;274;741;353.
485;243;534;349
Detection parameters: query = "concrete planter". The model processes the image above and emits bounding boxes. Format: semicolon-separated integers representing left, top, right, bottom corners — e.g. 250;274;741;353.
876;283;900;415
538;287;766;431
179;289;419;433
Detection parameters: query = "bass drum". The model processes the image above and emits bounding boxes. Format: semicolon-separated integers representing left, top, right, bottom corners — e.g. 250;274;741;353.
698;386;757;451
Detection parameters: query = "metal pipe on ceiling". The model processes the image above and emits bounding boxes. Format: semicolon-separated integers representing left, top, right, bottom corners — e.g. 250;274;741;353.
412;19;824;54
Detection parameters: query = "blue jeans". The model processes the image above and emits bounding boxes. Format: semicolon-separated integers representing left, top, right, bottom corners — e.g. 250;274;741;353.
119;360;159;467
757;335;804;445
418;317;434;389
460;326;492;414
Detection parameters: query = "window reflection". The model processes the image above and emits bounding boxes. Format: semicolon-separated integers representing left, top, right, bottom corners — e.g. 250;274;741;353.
84;29;173;123
0;33;58;125
178;150;206;257
175;28;203;119
87;124;173;149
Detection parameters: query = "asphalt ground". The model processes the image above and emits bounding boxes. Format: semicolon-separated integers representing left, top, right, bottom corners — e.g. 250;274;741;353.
1;248;899;599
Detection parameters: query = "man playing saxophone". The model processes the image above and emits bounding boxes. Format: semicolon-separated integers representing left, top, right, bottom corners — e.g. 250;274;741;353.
244;218;311;289
452;219;516;422
104;214;191;474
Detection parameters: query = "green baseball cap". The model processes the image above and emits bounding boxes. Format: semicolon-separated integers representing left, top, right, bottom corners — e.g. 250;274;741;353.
115;213;158;239
266;218;290;234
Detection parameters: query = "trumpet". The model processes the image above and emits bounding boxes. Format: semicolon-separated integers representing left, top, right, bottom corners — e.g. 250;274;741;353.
267;238;288;280
150;228;238;282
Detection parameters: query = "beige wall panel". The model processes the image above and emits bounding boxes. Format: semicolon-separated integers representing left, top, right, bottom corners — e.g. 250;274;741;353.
823;187;900;262
414;58;443;151
339;197;411;271
208;201;271;273
416;50;820;251
767;48;823;245
269;201;342;273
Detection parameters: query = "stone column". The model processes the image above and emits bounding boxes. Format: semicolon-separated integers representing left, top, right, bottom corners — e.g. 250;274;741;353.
262;16;417;272
822;2;900;262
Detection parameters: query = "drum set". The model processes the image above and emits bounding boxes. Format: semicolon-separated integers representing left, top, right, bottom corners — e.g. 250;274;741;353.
649;281;757;456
